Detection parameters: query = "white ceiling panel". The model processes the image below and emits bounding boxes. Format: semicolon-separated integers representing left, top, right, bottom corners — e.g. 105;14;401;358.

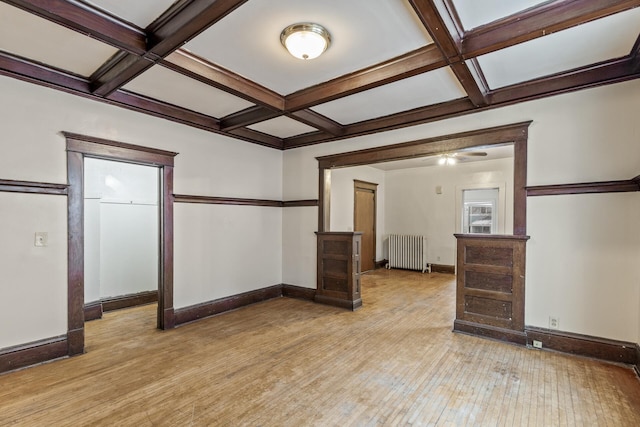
82;0;177;28
311;67;467;125
452;0;546;30
477;8;640;89
123;65;254;118
184;0;433;95
0;2;118;77
248;116;317;138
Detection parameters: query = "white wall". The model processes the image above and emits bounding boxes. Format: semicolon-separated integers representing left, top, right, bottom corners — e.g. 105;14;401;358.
385;158;513;266
283;79;640;342
330;165;386;261
527;193;640;342
0;75;282;349
0;193;68;349
174;204;282;308
99;203;158;298
84;158;159;301
1;72;639;350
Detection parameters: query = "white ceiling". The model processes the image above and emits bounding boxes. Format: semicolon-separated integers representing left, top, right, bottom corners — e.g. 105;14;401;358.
478;8;640;89
0;1;637;147
312;67;467;124
0;2;118;77
183;0;433;95
248;116;317;138
82;0;177;28
123;65;255;118
452;0;546;30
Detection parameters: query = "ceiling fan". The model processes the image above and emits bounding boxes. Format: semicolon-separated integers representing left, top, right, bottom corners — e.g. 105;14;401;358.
437;151;487;165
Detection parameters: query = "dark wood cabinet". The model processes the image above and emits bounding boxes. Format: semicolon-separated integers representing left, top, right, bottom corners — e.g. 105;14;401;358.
315;232;362;310
454;234;529;344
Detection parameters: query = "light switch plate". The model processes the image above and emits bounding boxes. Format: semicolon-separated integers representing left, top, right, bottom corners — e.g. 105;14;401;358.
35;232;48;247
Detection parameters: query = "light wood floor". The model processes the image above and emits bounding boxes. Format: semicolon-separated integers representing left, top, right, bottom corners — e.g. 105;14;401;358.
1;270;639;426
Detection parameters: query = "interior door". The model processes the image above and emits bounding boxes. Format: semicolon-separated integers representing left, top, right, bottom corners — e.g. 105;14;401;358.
354;180;377;272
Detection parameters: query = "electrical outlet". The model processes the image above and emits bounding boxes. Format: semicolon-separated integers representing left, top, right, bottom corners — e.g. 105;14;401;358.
34;232;48;247
549;316;559;330
533;340;543;349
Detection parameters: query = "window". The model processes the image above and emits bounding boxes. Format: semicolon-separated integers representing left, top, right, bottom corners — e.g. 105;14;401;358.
462;189;499;234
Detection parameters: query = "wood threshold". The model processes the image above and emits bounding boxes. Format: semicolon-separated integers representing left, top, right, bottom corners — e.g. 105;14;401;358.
0;179;68;195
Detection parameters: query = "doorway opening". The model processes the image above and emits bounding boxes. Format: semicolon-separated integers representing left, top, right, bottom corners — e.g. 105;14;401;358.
64;132;177;356
315;122;530;309
84;158;160;325
354;180;377;272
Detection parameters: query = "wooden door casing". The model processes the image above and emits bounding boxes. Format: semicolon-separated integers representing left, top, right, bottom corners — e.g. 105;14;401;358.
354;180;377;272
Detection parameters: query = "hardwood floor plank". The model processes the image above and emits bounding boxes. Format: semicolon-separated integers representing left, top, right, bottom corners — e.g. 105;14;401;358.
0;269;638;425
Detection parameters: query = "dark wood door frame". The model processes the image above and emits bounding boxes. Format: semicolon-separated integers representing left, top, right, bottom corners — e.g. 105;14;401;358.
316;121;531;235
64;132;178;356
354;180;377;272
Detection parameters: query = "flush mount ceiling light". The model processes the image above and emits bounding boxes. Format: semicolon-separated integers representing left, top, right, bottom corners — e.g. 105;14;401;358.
280;23;331;60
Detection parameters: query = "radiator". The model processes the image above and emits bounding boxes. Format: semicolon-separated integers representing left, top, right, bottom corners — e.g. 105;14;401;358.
386;234;430;273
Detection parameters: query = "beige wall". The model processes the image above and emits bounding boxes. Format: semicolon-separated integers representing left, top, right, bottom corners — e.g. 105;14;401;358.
330;165;386;261
0;75;283;349
1;74;639;351
384;157;514;266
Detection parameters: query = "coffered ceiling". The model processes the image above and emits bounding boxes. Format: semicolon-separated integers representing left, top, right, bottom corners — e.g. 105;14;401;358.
1;0;639;150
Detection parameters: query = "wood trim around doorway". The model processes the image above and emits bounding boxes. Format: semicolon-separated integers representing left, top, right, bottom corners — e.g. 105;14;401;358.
316;122;531;235
64;132;178;356
354;180;378;272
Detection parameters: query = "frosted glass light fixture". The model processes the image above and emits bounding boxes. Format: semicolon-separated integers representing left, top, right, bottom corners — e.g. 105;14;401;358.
281;23;331;60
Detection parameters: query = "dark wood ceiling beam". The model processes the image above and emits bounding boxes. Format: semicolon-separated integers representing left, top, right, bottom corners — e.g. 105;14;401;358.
0;50;89;93
287;110;345;136
220;106;281;131
631;35;640;72
91;0;249;97
409;0;487;106
163;50;284;110
409;0;460;58
2;0;147;54
284;98;474;149
449;62;488;106
284;45;446;111
0;51;293;149
285;55;639;149
488;57;638;104
107;90;220;131
462;0;640;59
225;128;283;149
